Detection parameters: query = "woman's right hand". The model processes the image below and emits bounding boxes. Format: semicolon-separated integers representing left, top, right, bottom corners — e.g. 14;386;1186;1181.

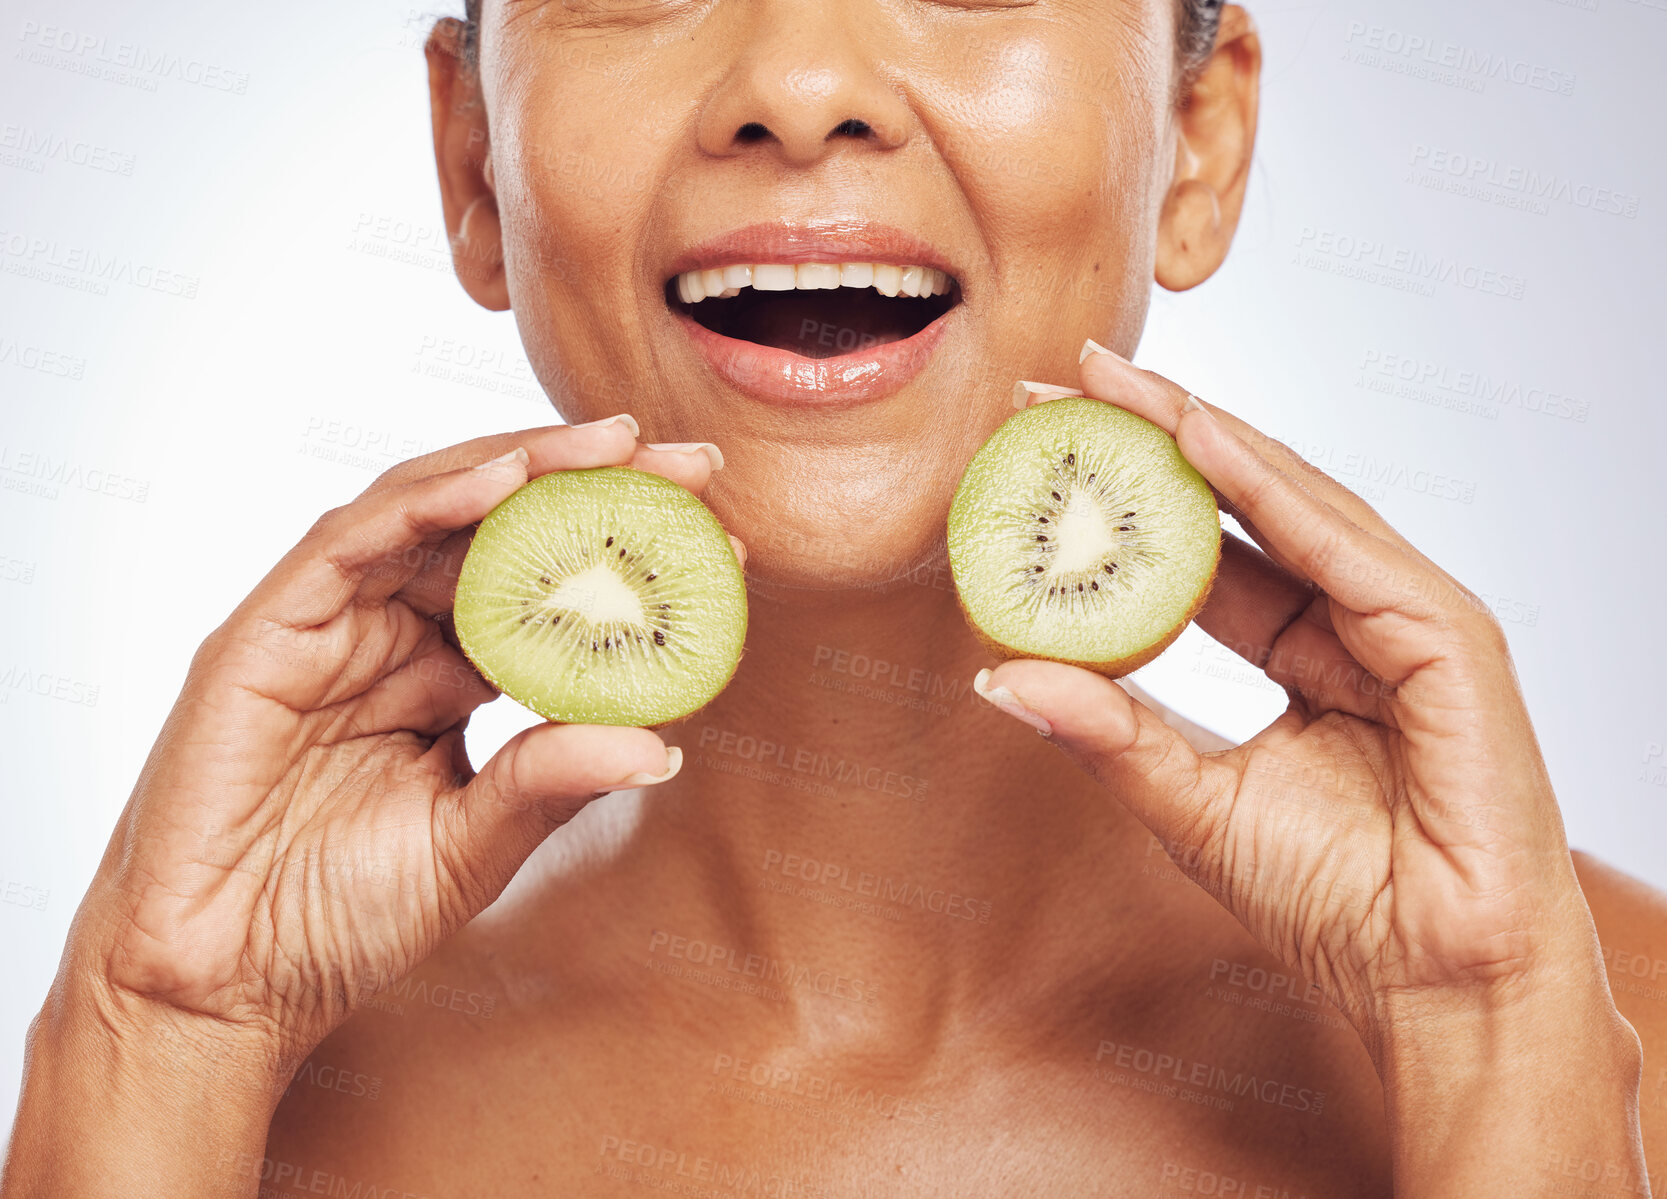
57;415;720;1081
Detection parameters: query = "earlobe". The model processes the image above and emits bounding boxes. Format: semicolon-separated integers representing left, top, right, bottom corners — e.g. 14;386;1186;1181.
425;18;510;311
1155;179;1224;292
454;193;509;308
1153;5;1261;294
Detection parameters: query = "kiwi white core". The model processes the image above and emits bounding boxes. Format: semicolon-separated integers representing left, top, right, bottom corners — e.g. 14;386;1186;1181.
1051;490;1118;574
545;561;645;626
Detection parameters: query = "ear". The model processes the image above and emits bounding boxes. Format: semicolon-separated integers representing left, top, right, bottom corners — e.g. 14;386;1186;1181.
425;18;509;311
1155;5;1261;293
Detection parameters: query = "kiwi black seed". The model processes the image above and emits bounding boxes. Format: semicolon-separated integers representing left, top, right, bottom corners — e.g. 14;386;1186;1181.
946;397;1220;678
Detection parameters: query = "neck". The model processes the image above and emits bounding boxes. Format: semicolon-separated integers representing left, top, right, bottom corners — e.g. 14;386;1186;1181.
607;569;1176;1047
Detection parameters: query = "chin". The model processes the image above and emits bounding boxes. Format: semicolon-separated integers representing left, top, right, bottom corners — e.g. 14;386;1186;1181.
707;470;955;598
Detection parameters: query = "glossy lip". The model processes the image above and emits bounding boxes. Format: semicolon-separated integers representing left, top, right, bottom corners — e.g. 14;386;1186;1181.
665;220;964;408
672;305;955;409
663;219;965;282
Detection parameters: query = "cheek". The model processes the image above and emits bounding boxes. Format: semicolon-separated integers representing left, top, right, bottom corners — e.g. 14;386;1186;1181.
934;32;1169;321
497;107;639;281
488;68;673;408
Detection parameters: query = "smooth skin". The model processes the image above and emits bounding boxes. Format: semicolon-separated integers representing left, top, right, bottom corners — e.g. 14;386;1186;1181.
5;2;1664;1196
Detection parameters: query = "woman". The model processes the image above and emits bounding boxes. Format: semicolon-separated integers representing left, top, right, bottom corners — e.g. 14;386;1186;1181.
5;1;1663;1194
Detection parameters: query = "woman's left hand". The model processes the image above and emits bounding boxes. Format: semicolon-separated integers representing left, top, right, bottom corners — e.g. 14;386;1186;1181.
979;342;1645;1190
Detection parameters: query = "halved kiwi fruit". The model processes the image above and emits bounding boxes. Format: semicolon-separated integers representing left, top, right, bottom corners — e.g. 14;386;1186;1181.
453;467;747;727
947;397;1220;677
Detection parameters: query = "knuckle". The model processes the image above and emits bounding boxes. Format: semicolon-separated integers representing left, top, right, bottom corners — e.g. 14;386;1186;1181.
1437;583;1509;651
187;623;236;678
1245;425;1297;465
1466;610;1511;657
302;504;348;545
370;447;456;492
1297;517;1347;579
368;462;415;493
1234;467;1283;515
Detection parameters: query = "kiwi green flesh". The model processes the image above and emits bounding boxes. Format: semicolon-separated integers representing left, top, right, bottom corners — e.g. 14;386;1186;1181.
453;467;747;727
947;398;1220;676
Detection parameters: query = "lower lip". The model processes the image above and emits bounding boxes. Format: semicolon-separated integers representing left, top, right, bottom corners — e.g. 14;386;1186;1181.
672;303;954;408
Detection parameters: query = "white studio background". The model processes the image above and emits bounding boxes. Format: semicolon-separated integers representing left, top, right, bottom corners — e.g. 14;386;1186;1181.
2;0;1664;1141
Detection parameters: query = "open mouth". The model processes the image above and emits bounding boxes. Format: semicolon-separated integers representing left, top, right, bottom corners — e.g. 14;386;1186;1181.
664;263;961;360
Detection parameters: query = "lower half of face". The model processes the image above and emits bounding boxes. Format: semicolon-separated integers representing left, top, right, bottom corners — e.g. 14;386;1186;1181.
489;1;1176;591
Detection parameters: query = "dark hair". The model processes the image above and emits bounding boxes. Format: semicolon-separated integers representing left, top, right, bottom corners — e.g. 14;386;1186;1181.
457;0;1223;77
1178;0;1226;79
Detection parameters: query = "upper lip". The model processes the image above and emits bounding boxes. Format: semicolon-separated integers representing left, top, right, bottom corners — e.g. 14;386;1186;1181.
663;220;964;287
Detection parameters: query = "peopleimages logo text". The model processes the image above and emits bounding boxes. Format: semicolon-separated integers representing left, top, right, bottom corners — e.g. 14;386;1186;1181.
1343;22;1576;96
16;21;250;93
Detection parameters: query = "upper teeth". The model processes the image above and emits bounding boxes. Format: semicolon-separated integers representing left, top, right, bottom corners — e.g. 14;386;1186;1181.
674;263;954;303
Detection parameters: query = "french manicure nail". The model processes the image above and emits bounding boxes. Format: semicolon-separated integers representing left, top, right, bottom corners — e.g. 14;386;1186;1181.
647;442;725;471
1080;337;1133;365
473;446;529;471
727;535;748;569
1011;380;1085;410
575;413;641;437
595;746;683;795
972;669;1053;736
1182;394;1215;421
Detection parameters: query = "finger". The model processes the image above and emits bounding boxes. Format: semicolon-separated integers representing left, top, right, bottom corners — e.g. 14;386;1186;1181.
392;527;476;618
322;637;498;742
1181;404;1508;692
1198;534;1386;720
433;724;679;914
1167;400;1415;614
631;442;724;493
364;416;642;495
243;449;539;630
249;418;656;630
388;444;733;620
973;659;1240;873
1073;344;1404;544
1196;531;1315;666
360;421;646;607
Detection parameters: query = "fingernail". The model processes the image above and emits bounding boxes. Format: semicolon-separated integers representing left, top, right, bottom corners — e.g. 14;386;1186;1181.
648;442;725;471
1182;394;1215;421
972;669;1052;736
473;446;529;471
727;535;748;570
1080;337;1133;365
595;746;683;796
575;413;641;437
1011;380;1085;411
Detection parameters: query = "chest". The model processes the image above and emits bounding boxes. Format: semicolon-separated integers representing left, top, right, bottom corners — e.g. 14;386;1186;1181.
267;1002;1392;1199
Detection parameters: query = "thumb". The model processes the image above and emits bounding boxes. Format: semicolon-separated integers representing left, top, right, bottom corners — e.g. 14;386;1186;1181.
434;723;679;913
973;660;1234;856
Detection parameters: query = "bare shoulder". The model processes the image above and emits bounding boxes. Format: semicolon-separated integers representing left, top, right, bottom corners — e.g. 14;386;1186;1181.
1572;851;1667;1153
261;930;513;1193
261;806;643;1188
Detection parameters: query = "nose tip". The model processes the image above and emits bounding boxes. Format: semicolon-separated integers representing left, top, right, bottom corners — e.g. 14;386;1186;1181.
696;21;912;167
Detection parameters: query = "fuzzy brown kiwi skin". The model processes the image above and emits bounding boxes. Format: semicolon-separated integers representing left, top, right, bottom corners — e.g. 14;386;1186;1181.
957;528;1222;680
